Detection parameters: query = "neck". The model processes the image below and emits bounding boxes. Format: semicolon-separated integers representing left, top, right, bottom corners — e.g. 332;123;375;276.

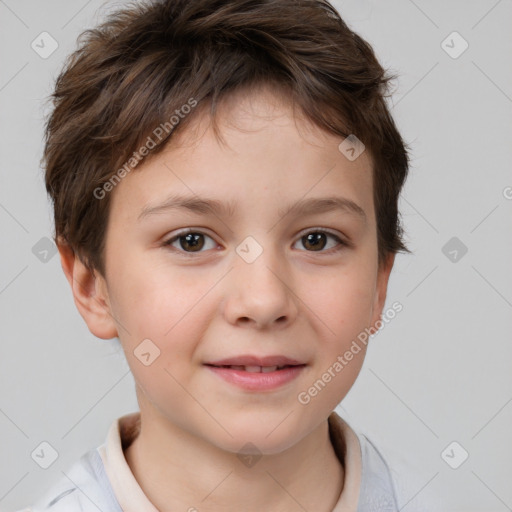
124;412;344;512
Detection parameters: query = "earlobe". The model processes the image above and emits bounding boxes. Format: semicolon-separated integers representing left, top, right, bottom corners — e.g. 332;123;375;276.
58;241;118;340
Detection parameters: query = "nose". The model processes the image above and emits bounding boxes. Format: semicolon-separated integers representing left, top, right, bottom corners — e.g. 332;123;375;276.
222;244;299;330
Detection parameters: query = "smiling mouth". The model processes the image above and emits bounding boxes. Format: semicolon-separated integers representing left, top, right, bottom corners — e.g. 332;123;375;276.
204;363;307;391
206;364;302;373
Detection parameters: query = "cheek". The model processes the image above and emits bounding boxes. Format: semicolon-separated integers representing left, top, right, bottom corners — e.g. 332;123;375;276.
110;256;209;324
110;267;227;393
302;266;377;341
110;265;212;395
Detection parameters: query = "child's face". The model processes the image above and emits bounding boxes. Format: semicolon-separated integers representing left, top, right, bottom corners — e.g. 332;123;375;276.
88;88;393;454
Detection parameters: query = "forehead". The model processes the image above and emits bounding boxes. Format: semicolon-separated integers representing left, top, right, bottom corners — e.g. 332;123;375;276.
171;84;351;154
109;86;375;224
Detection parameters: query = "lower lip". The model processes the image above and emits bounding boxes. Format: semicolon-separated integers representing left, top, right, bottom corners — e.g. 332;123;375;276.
205;365;306;391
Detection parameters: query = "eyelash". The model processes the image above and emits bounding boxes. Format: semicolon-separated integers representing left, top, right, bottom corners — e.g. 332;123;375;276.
161;228;349;258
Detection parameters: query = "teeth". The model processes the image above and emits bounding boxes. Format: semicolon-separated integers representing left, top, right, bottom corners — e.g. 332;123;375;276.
223;365;282;372
244;366;261;373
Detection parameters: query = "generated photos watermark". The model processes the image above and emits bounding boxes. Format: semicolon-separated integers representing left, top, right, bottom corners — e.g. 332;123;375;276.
93;97;198;200
297;301;403;405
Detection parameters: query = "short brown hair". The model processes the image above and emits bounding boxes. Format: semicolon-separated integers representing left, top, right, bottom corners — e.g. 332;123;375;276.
43;0;410;276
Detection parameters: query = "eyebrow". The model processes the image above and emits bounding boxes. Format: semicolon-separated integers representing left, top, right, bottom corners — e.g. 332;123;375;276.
137;193;367;223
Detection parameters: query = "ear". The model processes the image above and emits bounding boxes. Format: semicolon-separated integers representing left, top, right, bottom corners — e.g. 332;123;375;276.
370;252;396;329
58;241;118;340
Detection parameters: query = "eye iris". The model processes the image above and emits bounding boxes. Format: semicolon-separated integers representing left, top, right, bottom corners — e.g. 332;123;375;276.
173;232;333;253
180;233;204;252
303;232;327;251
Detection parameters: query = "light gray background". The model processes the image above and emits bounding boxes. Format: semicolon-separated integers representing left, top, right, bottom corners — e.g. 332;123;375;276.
1;0;511;510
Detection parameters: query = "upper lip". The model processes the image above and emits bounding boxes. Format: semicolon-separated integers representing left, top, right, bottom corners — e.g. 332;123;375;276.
205;355;306;367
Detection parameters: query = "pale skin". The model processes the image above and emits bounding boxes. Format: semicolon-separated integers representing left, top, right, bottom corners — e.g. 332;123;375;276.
59;86;395;511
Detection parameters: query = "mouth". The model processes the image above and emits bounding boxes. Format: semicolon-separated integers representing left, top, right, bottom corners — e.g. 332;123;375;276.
205;354;306;367
204;357;307;391
205;364;302;373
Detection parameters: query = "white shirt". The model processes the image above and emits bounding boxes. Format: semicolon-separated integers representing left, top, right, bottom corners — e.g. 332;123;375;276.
15;411;400;511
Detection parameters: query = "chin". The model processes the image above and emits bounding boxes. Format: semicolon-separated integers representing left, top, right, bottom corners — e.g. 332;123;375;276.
206;416;304;456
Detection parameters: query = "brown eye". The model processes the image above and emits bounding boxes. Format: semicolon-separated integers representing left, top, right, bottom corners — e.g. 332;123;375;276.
163;230;217;255
302;232;328;251
177;233;205;252
294;230;346;253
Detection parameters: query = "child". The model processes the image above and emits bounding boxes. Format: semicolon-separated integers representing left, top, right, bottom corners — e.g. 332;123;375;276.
19;0;413;510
